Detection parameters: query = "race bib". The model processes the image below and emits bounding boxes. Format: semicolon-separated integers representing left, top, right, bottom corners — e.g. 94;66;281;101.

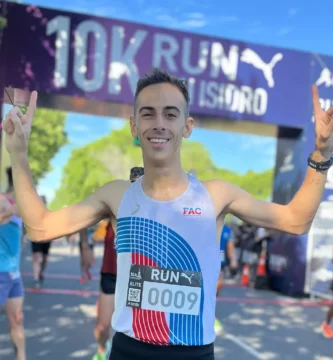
126;265;202;316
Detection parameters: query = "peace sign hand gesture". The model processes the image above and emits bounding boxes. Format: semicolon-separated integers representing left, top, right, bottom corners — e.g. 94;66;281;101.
312;85;333;157
2;91;38;155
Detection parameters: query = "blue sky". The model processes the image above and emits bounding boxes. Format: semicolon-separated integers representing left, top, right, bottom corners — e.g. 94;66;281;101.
20;0;333;56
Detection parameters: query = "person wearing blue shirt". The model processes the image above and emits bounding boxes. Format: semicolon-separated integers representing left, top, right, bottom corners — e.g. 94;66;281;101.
214;221;238;335
0;167;25;360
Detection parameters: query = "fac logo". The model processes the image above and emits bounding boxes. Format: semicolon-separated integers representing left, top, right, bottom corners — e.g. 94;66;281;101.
183;207;202;216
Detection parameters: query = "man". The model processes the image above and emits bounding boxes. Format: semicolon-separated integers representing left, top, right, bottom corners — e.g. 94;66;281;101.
93;167;144;360
0;167;25;360
214;221;237;335
3;68;333;360
29;195;52;287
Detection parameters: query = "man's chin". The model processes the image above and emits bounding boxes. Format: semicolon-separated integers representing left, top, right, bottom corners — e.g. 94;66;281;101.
143;151;172;165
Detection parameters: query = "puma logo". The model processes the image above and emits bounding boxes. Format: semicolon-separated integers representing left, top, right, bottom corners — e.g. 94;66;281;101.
315;68;333;87
181;273;195;284
240;48;283;88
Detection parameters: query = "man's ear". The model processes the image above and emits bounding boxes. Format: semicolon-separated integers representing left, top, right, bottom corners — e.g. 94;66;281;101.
183;116;194;138
130;116;137;137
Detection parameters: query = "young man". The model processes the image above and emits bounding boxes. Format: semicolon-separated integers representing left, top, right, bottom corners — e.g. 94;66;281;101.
3;69;333;360
93;167;144;360
0;167;25;360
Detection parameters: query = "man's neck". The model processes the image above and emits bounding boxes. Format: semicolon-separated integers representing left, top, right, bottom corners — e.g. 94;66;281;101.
141;162;189;201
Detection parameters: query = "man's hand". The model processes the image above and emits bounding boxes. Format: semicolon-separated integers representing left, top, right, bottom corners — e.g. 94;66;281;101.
313;85;333;157
2;90;38;154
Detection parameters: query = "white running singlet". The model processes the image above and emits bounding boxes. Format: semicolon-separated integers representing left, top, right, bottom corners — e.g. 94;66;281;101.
112;174;220;346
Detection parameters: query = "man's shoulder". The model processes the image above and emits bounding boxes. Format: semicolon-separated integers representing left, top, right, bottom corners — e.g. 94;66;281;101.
95;179;130;196
203;179;235;190
202;179;239;202
95;180;131;215
202;179;243;216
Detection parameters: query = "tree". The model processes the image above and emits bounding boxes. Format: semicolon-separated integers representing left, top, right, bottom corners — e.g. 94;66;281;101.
29;108;68;184
50;123;274;210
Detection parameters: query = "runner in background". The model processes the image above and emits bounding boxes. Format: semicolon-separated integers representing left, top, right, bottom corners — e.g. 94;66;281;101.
322;302;333;338
30;195;52;288
79;226;95;283
92;166;144;360
214;219;238;335
0;167;25;360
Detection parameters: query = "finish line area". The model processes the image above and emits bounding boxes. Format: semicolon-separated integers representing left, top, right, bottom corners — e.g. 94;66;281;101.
0;241;332;360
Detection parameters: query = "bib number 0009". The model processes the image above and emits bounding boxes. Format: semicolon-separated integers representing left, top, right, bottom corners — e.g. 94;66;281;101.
127;264;202;316
140;281;201;316
147;287;198;310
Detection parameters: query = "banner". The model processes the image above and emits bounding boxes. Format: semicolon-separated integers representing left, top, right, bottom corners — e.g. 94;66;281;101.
304;202;333;299
0;1;311;127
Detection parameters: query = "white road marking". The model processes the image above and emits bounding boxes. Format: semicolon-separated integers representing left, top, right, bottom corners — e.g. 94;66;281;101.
224;333;264;359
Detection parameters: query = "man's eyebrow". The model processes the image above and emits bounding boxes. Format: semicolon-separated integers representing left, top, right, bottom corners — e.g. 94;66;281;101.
165;106;180;112
138;106;181;113
139;106;154;113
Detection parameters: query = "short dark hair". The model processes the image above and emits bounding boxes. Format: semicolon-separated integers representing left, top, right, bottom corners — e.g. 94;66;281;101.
130;167;144;181
134;68;190;113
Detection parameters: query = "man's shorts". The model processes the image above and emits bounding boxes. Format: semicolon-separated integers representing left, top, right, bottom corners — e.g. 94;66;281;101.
100;273;117;295
31;241;51;255
0;272;24;306
220;263;225;271
109;332;214;360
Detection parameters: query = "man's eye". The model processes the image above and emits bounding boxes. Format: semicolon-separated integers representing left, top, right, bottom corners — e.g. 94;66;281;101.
142;113;152;117
167;113;177;118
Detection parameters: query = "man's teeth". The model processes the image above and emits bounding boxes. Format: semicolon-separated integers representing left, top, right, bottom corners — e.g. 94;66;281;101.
149;138;168;143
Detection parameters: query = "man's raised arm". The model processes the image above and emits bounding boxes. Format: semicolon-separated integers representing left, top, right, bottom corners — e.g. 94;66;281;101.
2;91;113;241
9;151;112;241
208;86;333;235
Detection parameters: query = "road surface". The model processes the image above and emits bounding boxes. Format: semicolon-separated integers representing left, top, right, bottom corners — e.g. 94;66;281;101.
0;240;332;360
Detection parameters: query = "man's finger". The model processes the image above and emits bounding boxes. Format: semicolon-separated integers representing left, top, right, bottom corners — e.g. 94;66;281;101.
8;110;24;137
312;85;322;116
13;106;24;118
26;91;38;120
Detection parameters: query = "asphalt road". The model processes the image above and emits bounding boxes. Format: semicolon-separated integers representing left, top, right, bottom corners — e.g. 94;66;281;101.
0;240;332;360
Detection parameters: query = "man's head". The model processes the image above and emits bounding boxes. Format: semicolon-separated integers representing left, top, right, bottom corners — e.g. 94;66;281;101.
130;68;194;165
130;167;144;182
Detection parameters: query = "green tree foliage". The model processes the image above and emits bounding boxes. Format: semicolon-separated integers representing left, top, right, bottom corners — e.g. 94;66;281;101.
29;108;68;185
50;123;274;210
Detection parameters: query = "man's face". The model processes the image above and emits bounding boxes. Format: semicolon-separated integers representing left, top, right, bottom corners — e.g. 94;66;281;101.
130;83;194;164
